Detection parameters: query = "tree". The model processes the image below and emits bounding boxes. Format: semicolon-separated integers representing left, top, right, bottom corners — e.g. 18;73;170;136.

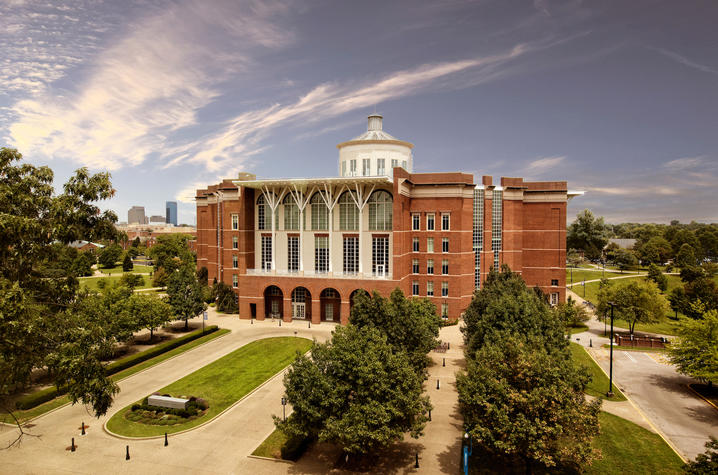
599;280;669;334
213;281;238;313
1;147;120;426
668;309;718;387
567;209;610;261
457;334;600;472
680;265;706;284
647;264;668;291
639;236;672;265
122;253;133;272
614;248;638;273
349;288;440;374
125;292;173;341
276;325;430;458
684;278;718;317
685;437;718;474
567;248;582;268
98;244;123;268
71;251;95;277
152;267;168;288
119;273;144;289
676;243;697;268
166;264;207;330
131;236;141;247
149;234;194;272
196;266;208;285
555;296;590;328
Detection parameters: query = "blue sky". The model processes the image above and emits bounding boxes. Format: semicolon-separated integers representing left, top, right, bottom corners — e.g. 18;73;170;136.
1;0;717;225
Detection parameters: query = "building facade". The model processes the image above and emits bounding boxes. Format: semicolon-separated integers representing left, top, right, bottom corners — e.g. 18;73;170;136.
128;206;147;225
166;201;178;226
195;115;579;324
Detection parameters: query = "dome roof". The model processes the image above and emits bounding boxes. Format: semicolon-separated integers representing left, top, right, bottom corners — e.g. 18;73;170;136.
351;114;399;141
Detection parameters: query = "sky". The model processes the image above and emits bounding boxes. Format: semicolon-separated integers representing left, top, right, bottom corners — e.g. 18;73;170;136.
1;0;717;225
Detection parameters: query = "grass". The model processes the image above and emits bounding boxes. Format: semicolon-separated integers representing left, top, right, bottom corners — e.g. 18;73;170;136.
79;275;152;291
567;323;589;334
106;336;313;437
0;328;230;425
601;344;667;353
566;268;625;284
252;429;291;459
98;264;154;274
569;343;626;401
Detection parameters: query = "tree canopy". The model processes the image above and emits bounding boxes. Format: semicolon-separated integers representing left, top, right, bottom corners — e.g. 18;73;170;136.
668;308;718;387
598;279;669;334
166;264;207;330
567;209;610;260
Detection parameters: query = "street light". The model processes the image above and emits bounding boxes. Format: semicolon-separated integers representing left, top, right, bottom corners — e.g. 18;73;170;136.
463;432;473;475
607;301;616;398
281;397;287;422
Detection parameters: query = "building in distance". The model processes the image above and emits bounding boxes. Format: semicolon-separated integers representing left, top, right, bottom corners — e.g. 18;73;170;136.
166;201;178;226
128;206;147;225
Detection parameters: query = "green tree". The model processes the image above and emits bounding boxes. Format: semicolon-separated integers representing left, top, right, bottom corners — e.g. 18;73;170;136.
639;236;673;265
668;309;718;387
131;236;140;247
125;292;173;341
567;248;582;267
684;278;718;317
680;265;706;284
457;334;600;472
555;295;590;328
647;263;668;291
149;234;194;272
71;251;95;277
276;325;430;458
599;280;669;334
196;266;208;285
98;243;123;268
614;248;638;272
676;243;697;268
567;209;610;261
152;266;168;288
122;252;133;272
213;281;238;313
119;273;144;290
166;264;207;330
685;437;718;474
349;288;440;374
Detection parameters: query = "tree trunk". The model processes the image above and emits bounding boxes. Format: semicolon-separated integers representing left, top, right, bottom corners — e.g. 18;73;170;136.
524;455;533;475
149;328;154;341
184;318;189;331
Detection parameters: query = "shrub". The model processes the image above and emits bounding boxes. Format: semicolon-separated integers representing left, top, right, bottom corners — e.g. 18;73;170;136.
280;434;312;461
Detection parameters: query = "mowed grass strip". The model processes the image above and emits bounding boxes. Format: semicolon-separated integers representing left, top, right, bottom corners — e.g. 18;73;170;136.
569;343;626;401
79;275;152;291
0;329;230;425
107;337;312;437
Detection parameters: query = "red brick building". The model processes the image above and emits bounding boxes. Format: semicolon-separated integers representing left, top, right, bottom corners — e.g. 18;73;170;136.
195;115;579;324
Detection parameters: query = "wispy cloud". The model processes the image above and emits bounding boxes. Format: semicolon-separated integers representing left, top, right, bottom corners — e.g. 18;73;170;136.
662;155;705;170
525;155;566;172
654;48;718;76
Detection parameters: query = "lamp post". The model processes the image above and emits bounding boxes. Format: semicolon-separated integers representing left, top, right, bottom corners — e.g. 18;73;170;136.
281;397;287;422
607;301;616;398
570;267;573;286
462;432;473;475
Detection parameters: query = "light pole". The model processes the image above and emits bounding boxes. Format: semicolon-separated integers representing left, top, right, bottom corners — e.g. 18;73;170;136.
570;267;573;286
281;397;287;422
463;432;473;475
607;301;616;398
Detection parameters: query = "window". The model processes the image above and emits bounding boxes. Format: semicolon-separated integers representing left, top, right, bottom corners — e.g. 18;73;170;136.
288;236;299;272
551;279;559;286
372;236;389;276
391;159;398;169
232;236;238;249
427;281;434;296
550;293;559;306
315;235;329;273
311;193;328;230
441;213;450;230
442;259;449;275
412;213;420;231
368;191;392;231
231;214;239;230
343;236;359;274
261;235;272;270
441;303;449;318
473;188;484;289
402;160;407;170
442;281;449;297
350;159;357;176
413;237;420;252
377;158;385;175
283;195;299;230
427;213;435;231
492;189;503;269
442;238;449;253
412;281;419;296
232;274;238;288
339;192;358;230
341;161;346;176
412;258;419;274
427;259;434;274
232;255;238;268
427;237;434;253
257;195;272;230
362;158;371;176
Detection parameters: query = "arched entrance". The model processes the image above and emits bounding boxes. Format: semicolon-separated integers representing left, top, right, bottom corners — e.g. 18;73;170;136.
291;287;311;320
264;285;283;318
320;288;341;322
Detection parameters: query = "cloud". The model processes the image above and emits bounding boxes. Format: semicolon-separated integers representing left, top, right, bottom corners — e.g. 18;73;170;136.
654;48;718;76
525;155;566;172
662;156;705;170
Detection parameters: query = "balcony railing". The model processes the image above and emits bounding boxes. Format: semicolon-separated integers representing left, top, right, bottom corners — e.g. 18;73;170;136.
245;268;390;279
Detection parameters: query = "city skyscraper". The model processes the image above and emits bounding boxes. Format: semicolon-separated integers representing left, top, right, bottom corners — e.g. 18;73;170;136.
166;201;178;226
128;206;146;225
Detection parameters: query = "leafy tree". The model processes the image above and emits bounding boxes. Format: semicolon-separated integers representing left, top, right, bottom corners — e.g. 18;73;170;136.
122;253;133;272
98;243;123;268
685;437;718;474
131;236;141;247
0;147;120;423
555;295;590;328
567;248;583;267
166;264;207;330
127;246;140;258
668;309;718;387
213;281;238;313
276;325;430;458
639;236;673;265
599;280;669;334
152;267;168;288
71;251;95;277
567;209;610;261
149;234;194;272
676;243;697;269
119;273;144;290
684;278;718;316
647;264;668;291
603;242;620;264
196;266;208;285
681;265;706;284
125;292;173;341
349;288;440;374
614;248;638;272
595;278;614;319
457;335;600;472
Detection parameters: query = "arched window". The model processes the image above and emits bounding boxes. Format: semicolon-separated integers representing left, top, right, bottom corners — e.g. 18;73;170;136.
338;191;358;231
368;190;392;231
310;192;328;230
283;194;299;230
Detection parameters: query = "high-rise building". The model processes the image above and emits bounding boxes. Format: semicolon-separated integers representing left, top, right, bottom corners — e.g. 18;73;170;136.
149;215;165;223
166;201;178;226
128;206;146;225
195;114;582;324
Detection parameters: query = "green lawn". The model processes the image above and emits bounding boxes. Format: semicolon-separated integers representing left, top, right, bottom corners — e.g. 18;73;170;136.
566;268;625;285
79;275;152;291
252;429;290;459
106;337;313;437
98;264;154;274
567;323;589;334
569;343;625;401
0;328;230;425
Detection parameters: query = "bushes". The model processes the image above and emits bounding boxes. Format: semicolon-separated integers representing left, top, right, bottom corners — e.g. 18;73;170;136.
14;385;66;410
281;434;312;461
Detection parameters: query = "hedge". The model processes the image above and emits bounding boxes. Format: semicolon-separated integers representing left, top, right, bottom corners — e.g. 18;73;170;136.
281;434;313;461
15;325;219;410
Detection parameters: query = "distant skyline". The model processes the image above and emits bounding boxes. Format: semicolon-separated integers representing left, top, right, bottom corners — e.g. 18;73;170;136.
1;0;717;225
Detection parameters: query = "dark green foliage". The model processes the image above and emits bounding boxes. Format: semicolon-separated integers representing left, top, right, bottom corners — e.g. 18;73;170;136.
166;264;207;330
98;243;123;268
555;295;590;328
213;281;238;313
685;437;718;474
71;251;95;277
567;209;610;260
647;264;668;291
119;273;144;289
152;267;168;287
196;266;208;284
669;310;718;385
681;266;706;283
131;237;140;247
676;243;697;268
349;288;440;374
684;278;718;317
614;248;638;272
598;279;669;334
280;433;312;461
122;253;133;272
149;234;195;272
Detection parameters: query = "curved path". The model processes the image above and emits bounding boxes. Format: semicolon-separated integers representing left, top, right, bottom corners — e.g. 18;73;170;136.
0;311;336;474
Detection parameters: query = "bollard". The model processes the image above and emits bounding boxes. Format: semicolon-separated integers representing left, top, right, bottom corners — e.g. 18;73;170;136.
447;342;450;350
308;321;311;328
164;432;168;446
81;421;85;435
442;357;445;367
590;339;593;348
251;319;253;325
126;445;130;460
415;452;419;468
436;379;440;390
71;437;76;452
428;409;431;421
279;319;282;327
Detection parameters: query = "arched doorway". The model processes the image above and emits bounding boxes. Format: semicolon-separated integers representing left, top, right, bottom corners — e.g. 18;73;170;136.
291;287;311;320
320;288;341;322
264;285;283;318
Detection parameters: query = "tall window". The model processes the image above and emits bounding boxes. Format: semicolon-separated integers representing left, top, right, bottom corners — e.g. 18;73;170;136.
343;236;358;274
442;281;449;297
412;258;419;274
441;213;450;230
232;255;238;268
372;236;389;276
362;158;370;176
339;192;358;231
413;237;420;252
350;159;357;176
231;214;239;230
315;236;329;273
368;191;392;231
261;235;272;270
492;190;503;269
473;188;484;289
427;213;435;231
283;195;299;230
311;193;328;230
442;259;449;275
288;236;299;272
442;238;449;253
412;281;419;296
391;159;398;169
427;259;434;274
341;161;346;176
402;160;407;169
427;281;434;296
257;195;272;230
441;302;448;317
232;236;238;249
412;213;420;231
232;274;238;288
377;158;386;175
427;237;434;253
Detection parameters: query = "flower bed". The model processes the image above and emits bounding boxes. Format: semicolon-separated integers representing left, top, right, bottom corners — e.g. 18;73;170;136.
125;394;209;426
